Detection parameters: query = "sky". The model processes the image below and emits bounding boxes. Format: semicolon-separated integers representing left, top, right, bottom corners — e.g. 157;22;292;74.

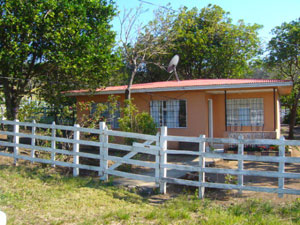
112;0;300;45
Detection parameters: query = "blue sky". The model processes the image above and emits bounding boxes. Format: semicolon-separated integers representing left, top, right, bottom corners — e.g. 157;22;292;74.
112;0;300;44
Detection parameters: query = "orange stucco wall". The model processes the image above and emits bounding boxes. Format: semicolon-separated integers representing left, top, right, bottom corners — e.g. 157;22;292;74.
75;88;280;145
76;90;208;138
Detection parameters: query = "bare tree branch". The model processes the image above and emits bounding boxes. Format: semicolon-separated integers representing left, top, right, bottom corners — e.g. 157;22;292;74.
118;4;175;99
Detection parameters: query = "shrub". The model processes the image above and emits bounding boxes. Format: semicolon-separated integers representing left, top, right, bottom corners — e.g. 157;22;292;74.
118;99;157;144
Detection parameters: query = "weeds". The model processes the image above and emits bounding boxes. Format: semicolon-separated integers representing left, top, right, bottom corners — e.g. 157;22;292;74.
225;174;238;185
0;163;299;224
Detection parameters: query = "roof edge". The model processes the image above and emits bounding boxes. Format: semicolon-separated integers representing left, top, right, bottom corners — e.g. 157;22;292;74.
65;81;293;97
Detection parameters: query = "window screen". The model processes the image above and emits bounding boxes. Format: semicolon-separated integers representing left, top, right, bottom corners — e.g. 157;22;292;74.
150;100;186;128
226;98;264;126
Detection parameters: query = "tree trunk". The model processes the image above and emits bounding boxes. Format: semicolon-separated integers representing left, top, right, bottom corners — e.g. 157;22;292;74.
125;88;131;101
2;81;21;151
125;67;137;101
288;90;300;139
3;81;21;121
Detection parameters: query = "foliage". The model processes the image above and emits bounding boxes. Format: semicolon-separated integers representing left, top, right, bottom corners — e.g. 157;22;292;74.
17;101;44;122
266;18;300;139
133;4;262;83
225;174;238;185
118;100;157;133
118;99;157;144
0;0;119;120
227;144;291;153
15;99;76;125
77;95;120;129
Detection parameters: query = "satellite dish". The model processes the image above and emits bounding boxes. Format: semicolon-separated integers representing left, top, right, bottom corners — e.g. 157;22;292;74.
167;55;180;81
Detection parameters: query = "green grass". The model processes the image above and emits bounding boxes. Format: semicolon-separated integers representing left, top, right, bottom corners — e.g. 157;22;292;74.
0;163;299;225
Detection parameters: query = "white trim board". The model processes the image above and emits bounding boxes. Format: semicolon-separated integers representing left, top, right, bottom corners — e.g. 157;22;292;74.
206;88;276;94
65;82;293;96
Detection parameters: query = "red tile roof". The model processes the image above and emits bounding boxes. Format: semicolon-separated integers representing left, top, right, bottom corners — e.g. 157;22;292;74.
66;79;292;95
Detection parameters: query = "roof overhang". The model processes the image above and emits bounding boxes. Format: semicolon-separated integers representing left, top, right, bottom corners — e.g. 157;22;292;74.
206;88;276;94
65;81;293;97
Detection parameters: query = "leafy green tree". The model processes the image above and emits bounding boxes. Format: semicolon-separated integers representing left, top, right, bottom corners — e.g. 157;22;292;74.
137;5;262;81
0;0;119;120
266;18;299;139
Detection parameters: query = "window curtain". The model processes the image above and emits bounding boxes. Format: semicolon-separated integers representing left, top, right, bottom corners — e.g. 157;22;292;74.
150;101;160;127
250;98;264;126
227;98;264;127
166;100;173;128
250;98;257;126
151;100;182;128
165;100;180;128
173;100;180;128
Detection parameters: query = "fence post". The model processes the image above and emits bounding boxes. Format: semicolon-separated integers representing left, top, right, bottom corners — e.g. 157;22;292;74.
73;124;80;177
13;119;19;165
155;132;160;187
159;126;167;194
100;122;108;181
51;121;56;167
198;134;206;199
31;120;36;163
278;136;285;198
238;135;244;195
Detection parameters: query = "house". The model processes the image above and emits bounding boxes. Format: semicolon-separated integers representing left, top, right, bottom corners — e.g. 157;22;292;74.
66;79;292;148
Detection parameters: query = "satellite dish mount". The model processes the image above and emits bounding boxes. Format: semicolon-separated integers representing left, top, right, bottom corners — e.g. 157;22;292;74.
167;55;180;81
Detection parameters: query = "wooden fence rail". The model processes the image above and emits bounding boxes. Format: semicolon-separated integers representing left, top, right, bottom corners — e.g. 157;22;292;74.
0;119;300;198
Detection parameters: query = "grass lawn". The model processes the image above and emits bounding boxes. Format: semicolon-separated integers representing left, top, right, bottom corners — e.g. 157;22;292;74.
0;161;299;225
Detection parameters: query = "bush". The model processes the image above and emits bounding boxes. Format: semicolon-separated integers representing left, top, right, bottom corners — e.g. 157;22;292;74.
118;100;157;144
18;101;44;122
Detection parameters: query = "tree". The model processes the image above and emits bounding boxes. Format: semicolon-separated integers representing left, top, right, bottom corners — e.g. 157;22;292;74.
118;5;175;100
0;0;119;120
136;5;262;81
266;18;300;139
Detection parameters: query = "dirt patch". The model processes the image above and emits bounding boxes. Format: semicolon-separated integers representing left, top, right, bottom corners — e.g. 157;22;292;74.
161;154;300;204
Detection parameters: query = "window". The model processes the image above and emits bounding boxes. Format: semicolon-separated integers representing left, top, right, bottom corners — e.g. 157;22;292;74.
91;102;120;128
226;98;264;126
150;100;186;128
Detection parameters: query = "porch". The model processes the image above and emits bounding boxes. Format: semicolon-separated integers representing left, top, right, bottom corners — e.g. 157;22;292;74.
207;88;281;141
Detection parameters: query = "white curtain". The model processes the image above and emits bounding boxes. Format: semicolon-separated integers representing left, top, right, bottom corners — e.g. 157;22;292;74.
150;101;160;127
228;98;264;127
151;100;181;128
250;98;264;126
166;101;173;128
173;100;180;128
166;100;180;128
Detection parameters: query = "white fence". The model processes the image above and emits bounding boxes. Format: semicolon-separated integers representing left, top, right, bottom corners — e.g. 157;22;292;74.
0;119;300;198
